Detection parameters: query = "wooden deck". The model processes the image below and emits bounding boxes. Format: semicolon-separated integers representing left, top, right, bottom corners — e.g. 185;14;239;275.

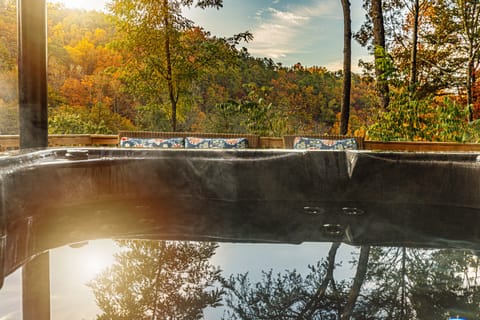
2;134;480;152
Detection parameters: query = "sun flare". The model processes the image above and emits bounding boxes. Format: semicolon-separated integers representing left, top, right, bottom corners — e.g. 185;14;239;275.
53;240;119;282
82;254;108;277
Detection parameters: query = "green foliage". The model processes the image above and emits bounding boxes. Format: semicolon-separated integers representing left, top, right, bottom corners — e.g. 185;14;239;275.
238;87;288;137
0;67;18;134
88;240;223;320
374;45;396;82
134;103;171;132
49;104;136;134
465;119;480;142
0;67;17;104
205;84;289;136
205;101;245;133
0;102;18;134
367;94;474;142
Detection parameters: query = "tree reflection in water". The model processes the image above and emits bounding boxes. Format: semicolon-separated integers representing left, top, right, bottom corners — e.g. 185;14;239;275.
222;243;369;320
87;240;223;320
362;247;480;320
88;241;480;319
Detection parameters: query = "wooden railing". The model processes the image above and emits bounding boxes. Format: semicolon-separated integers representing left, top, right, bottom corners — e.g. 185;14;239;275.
2;134;480;152
0;134;119;151
363;140;480;152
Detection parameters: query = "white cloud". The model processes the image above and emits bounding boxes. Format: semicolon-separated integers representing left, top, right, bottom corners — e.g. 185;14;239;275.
246;1;339;63
270;7;309;25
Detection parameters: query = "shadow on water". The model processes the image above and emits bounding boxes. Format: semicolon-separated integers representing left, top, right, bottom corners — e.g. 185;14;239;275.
2;148;480;319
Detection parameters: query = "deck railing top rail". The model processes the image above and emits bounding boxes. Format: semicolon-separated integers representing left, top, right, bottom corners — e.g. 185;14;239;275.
1;133;480;152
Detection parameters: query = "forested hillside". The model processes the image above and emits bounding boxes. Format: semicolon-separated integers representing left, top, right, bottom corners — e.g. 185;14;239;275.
2;0;480;141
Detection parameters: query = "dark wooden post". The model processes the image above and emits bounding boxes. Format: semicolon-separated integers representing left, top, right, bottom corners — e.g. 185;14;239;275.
18;0;50;319
22;253;51;320
0;205;4;290
18;0;48;149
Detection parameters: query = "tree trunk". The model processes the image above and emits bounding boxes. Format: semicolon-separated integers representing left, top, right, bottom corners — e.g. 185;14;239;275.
371;0;390;109
472;66;476;121
400;246;407;320
459;0;480;121
341;246;370;320
340;0;352;135
467;54;474;121
297;242;341;319
162;0;177;131
409;0;420;95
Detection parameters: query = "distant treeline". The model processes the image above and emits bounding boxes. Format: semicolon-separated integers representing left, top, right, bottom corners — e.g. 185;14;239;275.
2;0;480;142
0;0;375;135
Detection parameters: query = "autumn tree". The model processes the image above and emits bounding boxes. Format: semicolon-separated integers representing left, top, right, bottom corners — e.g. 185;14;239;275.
0;0;18;134
409;0;420;93
357;0;391;109
0;0;16;72
88;240;223;320
385;1;455;98
108;0;224;132
45;4;138;134
384;0;471;99
441;0;480;121
265;65;344;134
0;1;381;136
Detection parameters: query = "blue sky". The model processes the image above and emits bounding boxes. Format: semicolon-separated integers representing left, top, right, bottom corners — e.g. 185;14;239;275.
50;0;371;71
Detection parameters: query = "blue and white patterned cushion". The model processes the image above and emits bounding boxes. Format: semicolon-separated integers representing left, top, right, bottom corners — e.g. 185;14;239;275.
293;137;358;150
120;137;185;148
185;137;248;149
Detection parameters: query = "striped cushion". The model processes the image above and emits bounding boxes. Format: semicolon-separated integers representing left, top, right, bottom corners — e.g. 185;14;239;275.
185;137;248;149
293;137;358;150
120;137;184;148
